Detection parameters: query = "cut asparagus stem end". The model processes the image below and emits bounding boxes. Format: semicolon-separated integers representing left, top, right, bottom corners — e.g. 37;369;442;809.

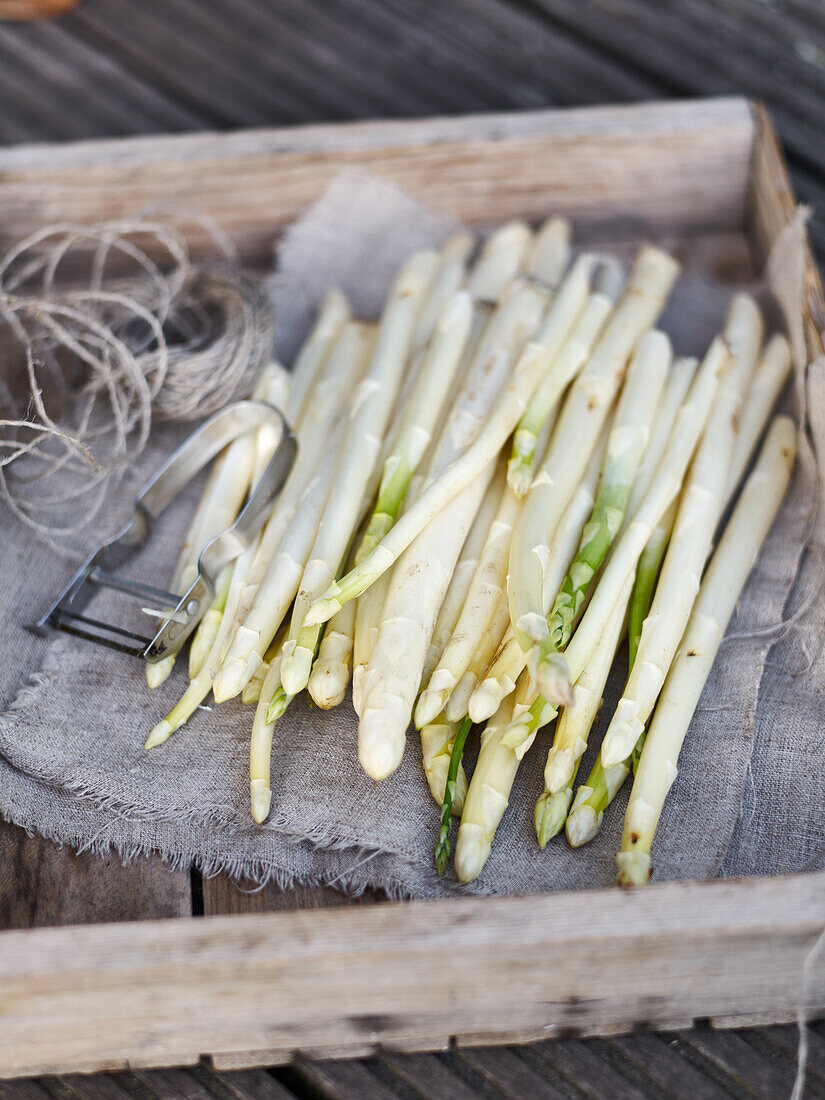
454;823;491;884
146;655;174;690
565;804;601;848
534;789;572;848
616;849;651;886
304;593;342;628
144;719;173;750
250;779;272;824
534;651;575;707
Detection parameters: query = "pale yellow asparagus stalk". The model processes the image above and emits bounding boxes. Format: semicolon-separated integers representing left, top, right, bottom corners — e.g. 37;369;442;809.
420;715;468;815
507;247;679;654
468;422;609;724
600;295;762;768
723;333;791;509
541;572;633;802
444;594;511;723
414;481;522;727
188;564;232;679
617;416;796;885
411;231;474;354
306;248;593;627
148;363;290;689
537;336;729;709
421;466;507;688
507;261;624;497
279;250;440;697
241;635;280;705
286;288;350;426
529;329;671;700
454;684;534;883
250;655;287;824
213;324;374;700
355;279;550;780
308;595;357;709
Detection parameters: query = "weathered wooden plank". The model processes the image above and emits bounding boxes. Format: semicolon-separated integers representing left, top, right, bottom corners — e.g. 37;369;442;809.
201;876;383;917
532;1039;651;1100
606;1033;730;1100
0;872;819;1078
454;1046;571;1100
0;820;191;930
678;1027;800;1100
0;99;755;273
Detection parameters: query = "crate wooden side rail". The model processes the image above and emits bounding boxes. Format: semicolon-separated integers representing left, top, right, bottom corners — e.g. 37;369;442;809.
0;96;821;1077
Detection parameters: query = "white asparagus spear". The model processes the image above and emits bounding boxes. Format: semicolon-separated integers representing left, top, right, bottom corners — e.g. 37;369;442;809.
241;637;279;706
411;232;474;354
355;279;550;780
723;333;791;510
286;289;350;426
454;686;530;883
307;595;357;709
537;336;729;709
213;421;348;703
420;467;508;689
188;564;232;679
148;363;290;689
279;250;440;697
616;415;796;885
145;531;262;749
305;251;593;627
250;651;286;824
507;261;624;497
542;572;633;799
600;295;762;767
213;323;375;701
466;221;532;302
420;715;468;815
507;246;680;653
529;330;671;696
444;594;511;723
415;482;522;727
468;422;609;724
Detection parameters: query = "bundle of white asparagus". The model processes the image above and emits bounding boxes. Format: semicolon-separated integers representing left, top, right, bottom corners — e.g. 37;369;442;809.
143;217;796;888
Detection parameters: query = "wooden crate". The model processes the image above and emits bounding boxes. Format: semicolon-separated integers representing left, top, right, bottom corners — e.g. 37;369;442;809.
0;96;822;1079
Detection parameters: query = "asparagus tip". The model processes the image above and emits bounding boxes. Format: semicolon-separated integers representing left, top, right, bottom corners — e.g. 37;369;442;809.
506;457;533;499
241;679;262;706
280;645;314;696
144;719;173;750
564;804;601;848
265;687;291;725
544;747;576;795
534;789;570;848
146;655;174;690
212;659;248;703
304;594;341;628
358;705;407;780
468;679;503;724
414;689;444;729
616;849;651;887
454;822;490;884
250;779;272;824
535;651;575;707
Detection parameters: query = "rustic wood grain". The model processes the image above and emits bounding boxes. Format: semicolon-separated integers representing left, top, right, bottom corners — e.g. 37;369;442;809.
0;871;819;1078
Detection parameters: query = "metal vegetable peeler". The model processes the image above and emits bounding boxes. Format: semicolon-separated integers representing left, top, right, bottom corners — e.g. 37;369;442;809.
29;401;297;662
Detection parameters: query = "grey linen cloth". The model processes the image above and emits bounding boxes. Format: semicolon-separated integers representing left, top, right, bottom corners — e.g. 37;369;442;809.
0;175;822;898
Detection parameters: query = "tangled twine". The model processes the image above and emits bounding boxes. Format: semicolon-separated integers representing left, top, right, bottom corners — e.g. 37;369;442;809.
0;220;274;550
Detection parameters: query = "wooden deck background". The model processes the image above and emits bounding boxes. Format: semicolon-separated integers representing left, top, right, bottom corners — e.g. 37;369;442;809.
0;1;824;1097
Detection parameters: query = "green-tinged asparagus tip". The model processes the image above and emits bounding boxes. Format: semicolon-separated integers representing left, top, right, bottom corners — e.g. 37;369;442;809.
565;804;601;848
535;790;571;848
535;651;575;707
616;849;651;886
250;779;272;824
506;457;534;499
304;595;342;628
266;687;291;725
501;721;531;751
144;719;173;750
